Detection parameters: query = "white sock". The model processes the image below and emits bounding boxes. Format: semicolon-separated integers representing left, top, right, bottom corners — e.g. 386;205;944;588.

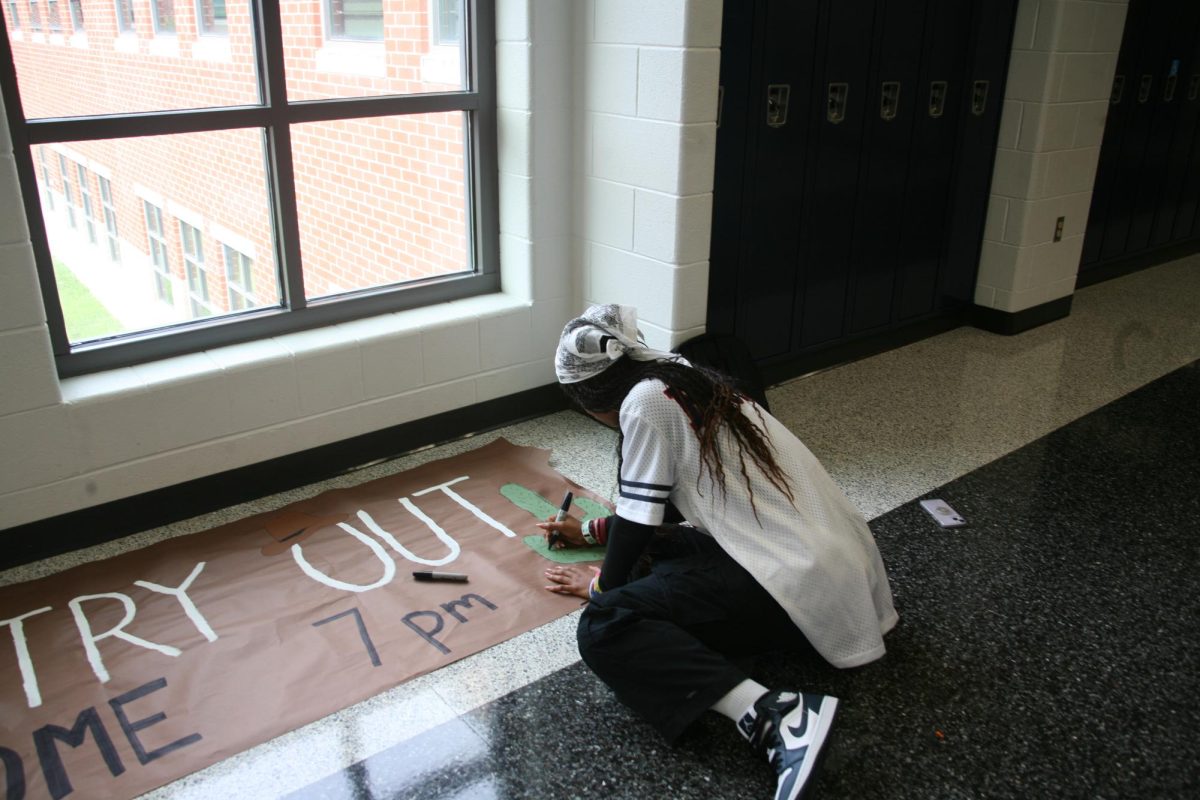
711;678;769;723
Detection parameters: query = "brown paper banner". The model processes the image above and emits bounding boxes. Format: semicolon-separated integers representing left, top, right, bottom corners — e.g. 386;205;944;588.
0;439;609;800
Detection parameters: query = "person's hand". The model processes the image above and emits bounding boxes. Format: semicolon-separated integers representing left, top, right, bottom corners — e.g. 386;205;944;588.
544;564;600;600
537;514;585;549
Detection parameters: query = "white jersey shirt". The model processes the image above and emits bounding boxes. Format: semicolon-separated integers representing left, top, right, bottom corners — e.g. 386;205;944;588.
615;379;898;668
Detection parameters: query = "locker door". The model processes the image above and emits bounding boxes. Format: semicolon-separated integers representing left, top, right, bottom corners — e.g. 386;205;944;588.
706;0;757;338
731;0;821;360
796;0;879;348
1174;18;1200;238
941;0;1018;306
1100;0;1174;260
845;0;929;334
892;0;973;321
1081;0;1146;267
1127;0;1193;253
1150;1;1200;247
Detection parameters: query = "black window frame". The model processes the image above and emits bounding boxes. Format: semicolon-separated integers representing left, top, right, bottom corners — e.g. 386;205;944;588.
0;1;498;378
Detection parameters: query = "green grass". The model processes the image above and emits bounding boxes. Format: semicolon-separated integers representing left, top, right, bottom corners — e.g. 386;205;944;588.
53;260;126;342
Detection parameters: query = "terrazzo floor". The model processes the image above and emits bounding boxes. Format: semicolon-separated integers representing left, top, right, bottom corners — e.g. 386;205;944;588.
3;255;1198;799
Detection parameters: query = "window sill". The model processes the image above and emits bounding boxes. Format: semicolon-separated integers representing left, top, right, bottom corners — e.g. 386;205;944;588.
191;35;231;63
59;292;530;404
315;40;386;78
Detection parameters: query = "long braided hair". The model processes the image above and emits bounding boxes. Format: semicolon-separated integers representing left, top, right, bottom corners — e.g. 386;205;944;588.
561;356;796;515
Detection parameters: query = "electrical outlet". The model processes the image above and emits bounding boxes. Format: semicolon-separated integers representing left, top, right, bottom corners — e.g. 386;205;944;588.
1054;216;1064;242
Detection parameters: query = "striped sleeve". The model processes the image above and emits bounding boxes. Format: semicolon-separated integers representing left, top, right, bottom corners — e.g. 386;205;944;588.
616;408;674;526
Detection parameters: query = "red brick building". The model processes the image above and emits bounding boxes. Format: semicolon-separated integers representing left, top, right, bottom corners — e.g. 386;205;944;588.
4;0;467;341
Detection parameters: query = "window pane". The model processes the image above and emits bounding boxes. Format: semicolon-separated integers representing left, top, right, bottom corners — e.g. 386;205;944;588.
9;1;257;117
33;130;279;345
152;0;177;34
292;113;469;300
286;0;464;100
197;0;228;34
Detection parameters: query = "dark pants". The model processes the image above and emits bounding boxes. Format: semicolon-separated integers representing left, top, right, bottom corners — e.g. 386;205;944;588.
576;527;811;742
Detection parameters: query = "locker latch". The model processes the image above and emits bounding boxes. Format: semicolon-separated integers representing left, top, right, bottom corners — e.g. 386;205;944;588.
1111;75;1125;105
971;80;989;116
766;84;790;128
928;81;947;118
1139;74;1153;103
880;81;901;121
827;82;849;124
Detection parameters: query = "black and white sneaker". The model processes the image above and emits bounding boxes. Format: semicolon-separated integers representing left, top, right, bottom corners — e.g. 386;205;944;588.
738;690;838;800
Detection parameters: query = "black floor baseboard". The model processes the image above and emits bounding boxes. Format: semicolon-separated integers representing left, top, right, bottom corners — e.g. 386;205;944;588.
971;295;1074;336
1076;239;1200;289
0;384;569;572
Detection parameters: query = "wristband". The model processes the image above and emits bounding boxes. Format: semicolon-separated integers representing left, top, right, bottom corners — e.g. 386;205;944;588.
588;573;604;600
581;517;598;546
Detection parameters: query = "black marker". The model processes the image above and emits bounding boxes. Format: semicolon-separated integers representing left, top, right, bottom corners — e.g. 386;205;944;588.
413;571;469;582
547;490;573;549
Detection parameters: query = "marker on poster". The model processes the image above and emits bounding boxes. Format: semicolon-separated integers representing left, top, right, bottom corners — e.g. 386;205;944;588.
413;571;470;582
547;491;573;549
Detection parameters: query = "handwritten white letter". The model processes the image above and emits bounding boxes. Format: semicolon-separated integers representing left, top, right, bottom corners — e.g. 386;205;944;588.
291;522;396;592
134;561;218;643
1;606;52;708
413;476;518;538
69;593;181;683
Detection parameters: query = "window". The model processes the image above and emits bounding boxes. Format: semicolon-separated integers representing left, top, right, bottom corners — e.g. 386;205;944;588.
38;151;52;210
433;0;460;45
68;0;82;31
99;177;120;261
196;0;226;35
7;1;21;30
151;0;175;34
27;0;40;32
144;202;173;305
45;0;58;32
76;163;96;244
4;1;497;376
180;222;212;317
224;244;255;311
326;0;383;41
114;0;134;33
57;154;75;228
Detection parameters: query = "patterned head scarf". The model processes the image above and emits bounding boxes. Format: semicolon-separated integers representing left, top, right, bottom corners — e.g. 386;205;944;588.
555;304;679;384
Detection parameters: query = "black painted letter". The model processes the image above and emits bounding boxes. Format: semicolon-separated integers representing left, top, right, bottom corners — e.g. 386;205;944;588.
0;746;23;800
33;707;124;800
439;593;497;623
401;610;448;654
109;677;202;765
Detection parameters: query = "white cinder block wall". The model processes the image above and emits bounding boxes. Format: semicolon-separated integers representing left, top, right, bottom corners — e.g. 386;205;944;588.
977;0;1128;312
0;0;578;531
576;0;721;350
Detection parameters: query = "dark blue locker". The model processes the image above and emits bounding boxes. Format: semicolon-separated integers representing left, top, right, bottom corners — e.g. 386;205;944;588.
1150;2;1200;246
1127;0;1194;252
705;0;757;339
940;0;1018;307
1099;0;1173;260
1170;25;1200;239
1081;0;1145;267
892;0;973;321
845;0;929;335
797;0;878;347
732;0;821;360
